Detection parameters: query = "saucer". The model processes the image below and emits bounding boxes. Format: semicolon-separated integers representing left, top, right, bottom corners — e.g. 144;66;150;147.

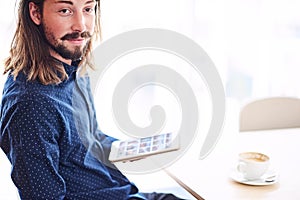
230;169;278;186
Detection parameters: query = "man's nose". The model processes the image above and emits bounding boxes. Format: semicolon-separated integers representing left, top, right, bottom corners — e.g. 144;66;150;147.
71;12;86;33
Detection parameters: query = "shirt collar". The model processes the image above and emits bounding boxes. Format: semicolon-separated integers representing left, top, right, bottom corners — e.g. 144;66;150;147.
51;57;79;77
63;62;78;77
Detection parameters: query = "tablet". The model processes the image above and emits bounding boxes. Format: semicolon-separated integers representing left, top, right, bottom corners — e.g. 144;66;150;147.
109;132;180;162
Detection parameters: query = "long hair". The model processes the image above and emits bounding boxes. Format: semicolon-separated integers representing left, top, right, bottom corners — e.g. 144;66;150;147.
4;0;101;85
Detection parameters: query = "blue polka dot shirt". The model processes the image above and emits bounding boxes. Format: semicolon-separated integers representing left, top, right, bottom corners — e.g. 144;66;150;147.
0;62;141;199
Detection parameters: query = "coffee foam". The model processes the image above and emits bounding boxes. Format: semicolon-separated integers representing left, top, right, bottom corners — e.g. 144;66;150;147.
240;152;269;162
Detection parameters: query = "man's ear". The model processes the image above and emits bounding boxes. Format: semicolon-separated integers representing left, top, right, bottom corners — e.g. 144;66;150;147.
29;2;42;25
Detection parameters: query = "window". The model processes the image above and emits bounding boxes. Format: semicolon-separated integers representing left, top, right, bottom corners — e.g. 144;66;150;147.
1;0;300;119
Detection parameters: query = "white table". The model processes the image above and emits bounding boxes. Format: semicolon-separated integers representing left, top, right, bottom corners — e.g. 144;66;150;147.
166;128;300;200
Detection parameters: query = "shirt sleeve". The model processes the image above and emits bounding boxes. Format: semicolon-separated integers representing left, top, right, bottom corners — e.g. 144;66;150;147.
2;99;66;199
88;129;118;169
77;74;118;168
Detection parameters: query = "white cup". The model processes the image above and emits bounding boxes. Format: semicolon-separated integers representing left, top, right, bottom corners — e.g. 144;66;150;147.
237;152;270;180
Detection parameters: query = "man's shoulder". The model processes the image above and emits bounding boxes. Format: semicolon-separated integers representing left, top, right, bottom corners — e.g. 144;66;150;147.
2;74;74;115
5;73;74;100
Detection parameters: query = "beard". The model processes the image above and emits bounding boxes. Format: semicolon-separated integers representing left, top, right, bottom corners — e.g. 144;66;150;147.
41;23;92;61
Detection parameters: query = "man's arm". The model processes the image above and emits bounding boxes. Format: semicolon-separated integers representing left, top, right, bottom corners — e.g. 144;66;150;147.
1;100;66;199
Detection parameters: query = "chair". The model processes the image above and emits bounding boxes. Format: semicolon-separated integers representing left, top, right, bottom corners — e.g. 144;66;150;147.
240;97;300;132
0;149;20;199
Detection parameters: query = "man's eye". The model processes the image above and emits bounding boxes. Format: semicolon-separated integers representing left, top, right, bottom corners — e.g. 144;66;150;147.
85;7;95;13
59;9;72;15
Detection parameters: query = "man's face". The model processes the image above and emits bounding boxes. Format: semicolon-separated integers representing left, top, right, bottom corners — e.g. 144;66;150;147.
41;0;96;63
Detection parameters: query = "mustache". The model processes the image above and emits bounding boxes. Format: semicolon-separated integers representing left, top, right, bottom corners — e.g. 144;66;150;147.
61;32;92;40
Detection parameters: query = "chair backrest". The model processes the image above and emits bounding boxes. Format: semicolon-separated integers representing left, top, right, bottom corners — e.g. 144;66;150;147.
240;97;300;132
0;149;20;199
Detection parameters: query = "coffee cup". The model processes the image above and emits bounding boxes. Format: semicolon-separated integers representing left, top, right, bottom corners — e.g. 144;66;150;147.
237;152;270;180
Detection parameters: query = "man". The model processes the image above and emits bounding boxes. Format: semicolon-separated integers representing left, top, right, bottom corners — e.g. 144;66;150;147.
0;0;186;199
